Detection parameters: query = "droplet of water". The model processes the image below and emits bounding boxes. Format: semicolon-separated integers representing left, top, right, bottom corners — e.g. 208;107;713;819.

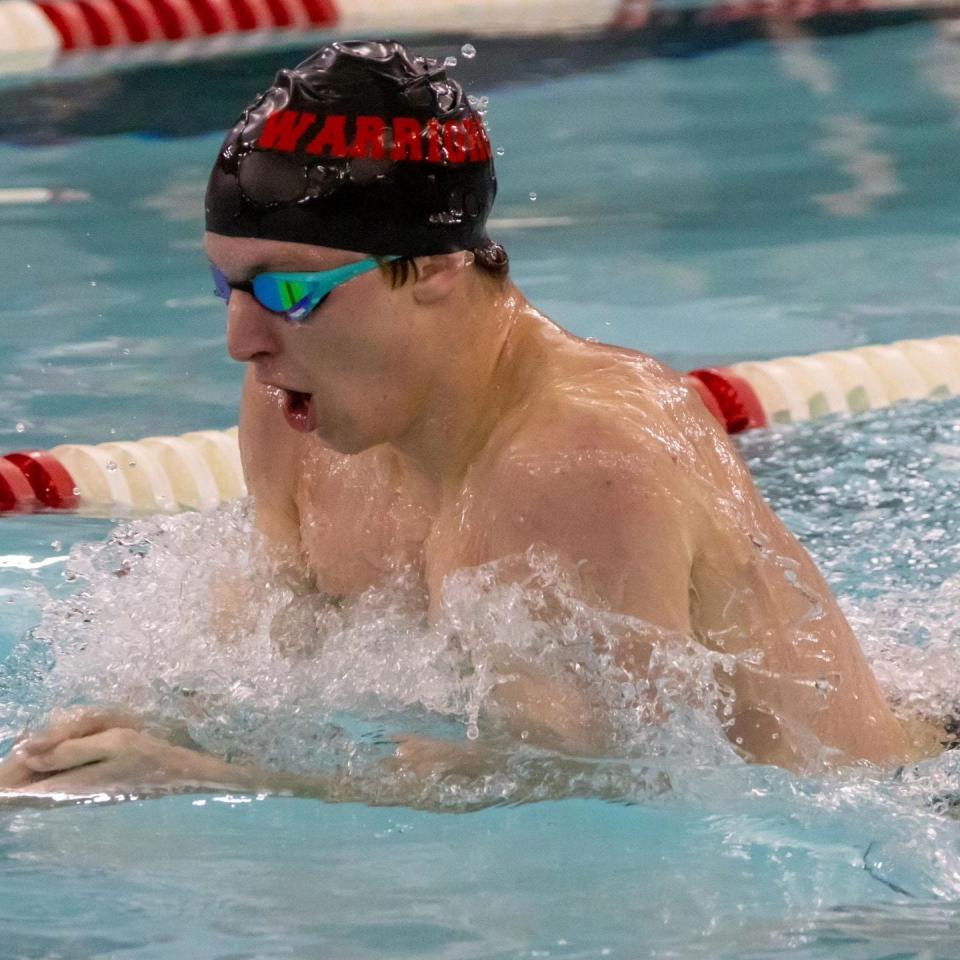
529;191;537;202
478;96;489;108
105;460;118;472
444;56;457;68
121;348;130;356
467;94;479;107
14;422;25;433
128;461;137;469
90;280;97;287
50;540;62;552
461;43;476;59
495;147;505;157
466;722;479;741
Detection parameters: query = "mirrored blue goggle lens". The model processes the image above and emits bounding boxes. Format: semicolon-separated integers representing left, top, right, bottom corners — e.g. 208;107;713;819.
211;264;232;301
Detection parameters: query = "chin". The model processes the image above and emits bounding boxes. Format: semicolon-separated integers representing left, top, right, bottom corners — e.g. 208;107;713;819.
315;422;381;456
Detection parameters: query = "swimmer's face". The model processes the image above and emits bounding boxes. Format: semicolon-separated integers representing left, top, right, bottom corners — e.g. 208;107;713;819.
205;233;460;453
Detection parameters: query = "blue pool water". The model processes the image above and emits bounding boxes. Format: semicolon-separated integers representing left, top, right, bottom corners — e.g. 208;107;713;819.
2;21;960;958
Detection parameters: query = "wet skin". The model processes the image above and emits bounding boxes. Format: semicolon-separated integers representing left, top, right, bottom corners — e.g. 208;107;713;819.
0;236;943;801
209;234;927;771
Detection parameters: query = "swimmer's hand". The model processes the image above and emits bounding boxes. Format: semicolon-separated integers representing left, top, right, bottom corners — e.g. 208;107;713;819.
0;706;144;792
0;707;233;799
0;727;237;799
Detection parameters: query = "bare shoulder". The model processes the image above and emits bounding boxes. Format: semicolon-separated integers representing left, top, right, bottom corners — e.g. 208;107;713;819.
470;350;703;627
485;342;709;498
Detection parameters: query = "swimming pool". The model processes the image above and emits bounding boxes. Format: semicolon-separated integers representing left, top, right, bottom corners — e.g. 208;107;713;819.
2;20;960;958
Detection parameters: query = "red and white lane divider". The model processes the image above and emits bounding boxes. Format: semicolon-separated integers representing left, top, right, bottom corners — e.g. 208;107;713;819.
0;0;621;72
1;334;957;515
0;427;245;514
3;0;949;77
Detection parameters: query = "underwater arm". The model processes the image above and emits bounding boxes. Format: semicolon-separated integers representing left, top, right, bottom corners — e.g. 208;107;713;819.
0;721;545;809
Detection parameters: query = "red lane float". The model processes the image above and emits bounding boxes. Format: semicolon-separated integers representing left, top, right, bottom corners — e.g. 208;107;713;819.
688;368;767;434
2;451;79;509
0;458;38;512
28;0;336;51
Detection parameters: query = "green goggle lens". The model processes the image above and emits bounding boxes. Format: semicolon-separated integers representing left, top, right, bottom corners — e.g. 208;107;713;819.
211;256;399;323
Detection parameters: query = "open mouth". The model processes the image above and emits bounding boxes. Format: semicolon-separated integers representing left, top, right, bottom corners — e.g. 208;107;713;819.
281;388;316;432
286;389;311;413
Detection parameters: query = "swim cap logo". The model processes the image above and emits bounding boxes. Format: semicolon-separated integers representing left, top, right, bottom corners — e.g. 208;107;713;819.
256;109;493;165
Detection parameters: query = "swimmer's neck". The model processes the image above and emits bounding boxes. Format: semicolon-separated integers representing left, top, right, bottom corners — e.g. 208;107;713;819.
385;282;559;504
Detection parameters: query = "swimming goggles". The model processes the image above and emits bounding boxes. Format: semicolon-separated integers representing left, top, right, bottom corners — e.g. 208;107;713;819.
210;256;399;323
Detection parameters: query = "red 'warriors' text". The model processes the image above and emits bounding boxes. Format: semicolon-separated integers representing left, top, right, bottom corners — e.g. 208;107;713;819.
256;110;493;164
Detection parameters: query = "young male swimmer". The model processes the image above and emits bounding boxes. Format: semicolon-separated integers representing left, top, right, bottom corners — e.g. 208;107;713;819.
0;41;945;800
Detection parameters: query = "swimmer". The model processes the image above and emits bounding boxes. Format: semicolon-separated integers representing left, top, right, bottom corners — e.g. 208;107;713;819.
0;41;945;801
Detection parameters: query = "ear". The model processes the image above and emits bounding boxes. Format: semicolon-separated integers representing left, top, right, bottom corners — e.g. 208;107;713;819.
410;252;471;306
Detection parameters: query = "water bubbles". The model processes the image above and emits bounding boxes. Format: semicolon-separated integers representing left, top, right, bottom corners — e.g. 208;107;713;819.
460;43;476;59
105;460;118;472
444;56;457;68
14;422;25;433
466;722;479;741
496;147;505;157
90;280;97;287
529;191;538;202
50;540;62;552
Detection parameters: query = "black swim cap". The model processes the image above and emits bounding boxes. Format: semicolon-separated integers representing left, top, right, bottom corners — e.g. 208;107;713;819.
205;40;497;257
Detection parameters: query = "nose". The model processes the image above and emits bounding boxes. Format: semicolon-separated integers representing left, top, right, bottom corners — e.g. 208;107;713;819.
226;291;282;364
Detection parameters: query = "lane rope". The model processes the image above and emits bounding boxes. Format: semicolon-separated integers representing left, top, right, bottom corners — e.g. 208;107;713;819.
2;335;957;514
2;0;957;76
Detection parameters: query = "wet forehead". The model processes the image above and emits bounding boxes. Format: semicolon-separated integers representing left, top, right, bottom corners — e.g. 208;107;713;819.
204;232;366;277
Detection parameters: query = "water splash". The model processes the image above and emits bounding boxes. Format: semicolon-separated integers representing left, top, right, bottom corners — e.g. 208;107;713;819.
0;501;738;807
1;400;959;884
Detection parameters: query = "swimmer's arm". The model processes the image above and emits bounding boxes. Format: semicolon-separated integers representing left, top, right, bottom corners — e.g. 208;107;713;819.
0;724;533;810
